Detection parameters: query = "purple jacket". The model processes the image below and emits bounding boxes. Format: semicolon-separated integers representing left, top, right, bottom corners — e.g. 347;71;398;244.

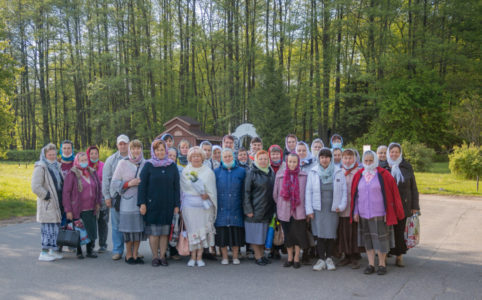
273;170;308;222
63;167;102;219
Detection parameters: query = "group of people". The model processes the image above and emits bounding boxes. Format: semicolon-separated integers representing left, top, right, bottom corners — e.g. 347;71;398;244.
32;132;419;275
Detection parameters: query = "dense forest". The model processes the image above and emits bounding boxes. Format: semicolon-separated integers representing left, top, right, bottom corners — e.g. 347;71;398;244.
0;0;480;150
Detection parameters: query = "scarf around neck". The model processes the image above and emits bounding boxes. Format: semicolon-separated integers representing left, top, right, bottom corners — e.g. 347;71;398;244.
280;154;301;213
387;143;404;184
149;139;174;168
39;145;62;190
318;162;334;184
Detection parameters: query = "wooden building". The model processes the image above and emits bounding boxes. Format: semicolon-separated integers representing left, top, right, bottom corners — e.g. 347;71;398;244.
156;116;222;147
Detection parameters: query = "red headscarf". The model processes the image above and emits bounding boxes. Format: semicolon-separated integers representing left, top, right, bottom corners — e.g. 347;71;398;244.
268;145;283;174
74;152;90;177
280;153;301;213
86;146;100;170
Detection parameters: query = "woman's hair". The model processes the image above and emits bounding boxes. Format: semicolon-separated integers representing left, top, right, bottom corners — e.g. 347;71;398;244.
251;137;262;144
61;140;73;147
287;153;299;162
332;148;342;154
179;139;190;147
43;143;57;155
377;145;388;152
237;147;248;154
152;139;165;151
342;149;355;157
255;150;269;160
388;143;401;152
129;139;143;150
286;134;297;140
187;146;206;162
223;135;235;143
318;148;332;158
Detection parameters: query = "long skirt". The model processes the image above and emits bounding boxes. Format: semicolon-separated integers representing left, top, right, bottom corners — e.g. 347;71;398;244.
337;217;364;255
358;216;394;253
389;217;408;256
215;226;245;248
41;223;60;250
244;222;268;245
182;206;215;251
280;218;310;249
80;210;97;242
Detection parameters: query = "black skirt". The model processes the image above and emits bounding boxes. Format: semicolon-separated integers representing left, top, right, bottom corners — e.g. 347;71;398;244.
389;217;408;256
215;226;245;247
280;218;310;249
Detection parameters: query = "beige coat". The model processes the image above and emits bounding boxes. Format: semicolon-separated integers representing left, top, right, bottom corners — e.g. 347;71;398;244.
31;161;62;223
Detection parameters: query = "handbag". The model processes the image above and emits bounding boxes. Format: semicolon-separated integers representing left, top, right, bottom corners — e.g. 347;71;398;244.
113;193;121;212
169;213;180;247
404;212;420;249
306;223;315;248
57;222;80;248
176;217;190;256
273;220;284;246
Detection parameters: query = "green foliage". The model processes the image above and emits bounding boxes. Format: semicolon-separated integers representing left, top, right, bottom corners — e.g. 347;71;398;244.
449;143;482;180
97;145;116;162
0;37;18;153
451;93;481;146
250;56;292;147
401;140;436;172
0;150;40;162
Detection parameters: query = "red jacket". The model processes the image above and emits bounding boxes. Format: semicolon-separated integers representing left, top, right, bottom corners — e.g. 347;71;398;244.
350;167;405;226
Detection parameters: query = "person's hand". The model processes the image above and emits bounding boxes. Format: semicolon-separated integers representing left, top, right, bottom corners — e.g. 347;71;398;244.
246;213;254;218
140;204;147;215
306;214;314;221
174;207;179;215
384;215;387;223
411;209;419;215
354;214;359;222
128;178;141;187
201;193;209;200
95;204;100;216
66;212;73;220
335;208;340;213
105;198;112;208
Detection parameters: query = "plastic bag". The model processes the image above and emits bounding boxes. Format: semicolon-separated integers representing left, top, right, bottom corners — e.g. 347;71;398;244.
404;212;420;249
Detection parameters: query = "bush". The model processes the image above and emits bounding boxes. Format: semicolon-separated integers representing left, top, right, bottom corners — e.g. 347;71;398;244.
0;150;40;162
400;141;435;172
449;143;482;180
97;145;116;162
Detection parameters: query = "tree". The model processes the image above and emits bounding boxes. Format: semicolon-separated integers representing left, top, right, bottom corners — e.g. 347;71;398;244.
0;35;18;153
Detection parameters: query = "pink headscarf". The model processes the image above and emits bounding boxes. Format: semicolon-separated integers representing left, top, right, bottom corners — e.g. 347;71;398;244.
280;153;301;213
74;152;90;177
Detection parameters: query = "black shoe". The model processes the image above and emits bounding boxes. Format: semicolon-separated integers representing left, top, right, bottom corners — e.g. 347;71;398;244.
377;266;387;275
283;260;293;268
255;258;267;266
160;258;169;266
262;257;272;264
125;257;136;265
364;265;375;274
273;252;281;260
77;253;84;259
86;252;98;258
293;262;301;269
202;252;217;261
135;257;144;265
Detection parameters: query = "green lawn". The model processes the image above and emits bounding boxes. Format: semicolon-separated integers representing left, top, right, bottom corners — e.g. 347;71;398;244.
0;161;480;220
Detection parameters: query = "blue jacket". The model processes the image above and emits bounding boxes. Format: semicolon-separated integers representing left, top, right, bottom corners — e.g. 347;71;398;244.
214;163;246;227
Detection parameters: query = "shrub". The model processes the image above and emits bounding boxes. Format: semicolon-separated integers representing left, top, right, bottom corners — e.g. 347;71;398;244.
0;150;40;162
400;141;435;172
449;143;482;180
97;145;116;162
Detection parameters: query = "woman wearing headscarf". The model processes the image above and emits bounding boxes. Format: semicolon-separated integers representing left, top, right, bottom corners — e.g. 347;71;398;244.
273;153;309;269
306;148;347;272
59;140;75;178
63;152;102;259
138;139;180;267
337;149;362;269
243;150;276;266
168;147;184;175
180;146;217;267
177;139;190;168
32;143;64;261
283;134;298;161
111;140;147;265
330;134;344;150
311;139;324;163
268;145;283;174
215;148;246;265
350;150;405;275
377;145;389;170
387;143;420;267
161;133;175;149
296;141;315;173
87;146;108;253
211;145;222;169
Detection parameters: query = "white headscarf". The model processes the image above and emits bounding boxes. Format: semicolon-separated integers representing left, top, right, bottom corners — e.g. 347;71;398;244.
387;142;404;184
362;150;379;177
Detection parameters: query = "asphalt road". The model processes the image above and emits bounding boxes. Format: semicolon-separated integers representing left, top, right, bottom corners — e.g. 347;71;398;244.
0;194;481;300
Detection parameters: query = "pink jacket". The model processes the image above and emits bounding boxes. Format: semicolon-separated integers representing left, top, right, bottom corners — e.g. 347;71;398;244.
273;170;308;222
62;166;102;219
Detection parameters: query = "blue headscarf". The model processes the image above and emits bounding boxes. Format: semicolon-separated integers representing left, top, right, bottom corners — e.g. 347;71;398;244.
60;140;75;162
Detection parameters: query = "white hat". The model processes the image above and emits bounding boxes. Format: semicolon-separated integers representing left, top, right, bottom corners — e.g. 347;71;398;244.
117;134;129;144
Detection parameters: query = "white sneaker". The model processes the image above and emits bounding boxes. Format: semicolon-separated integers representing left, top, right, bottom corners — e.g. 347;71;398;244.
196;260;206;267
312;259;326;271
48;249;63;260
187;259;196;267
326;258;336;271
38;251;55;262
232;258;241;265
221;259;229;265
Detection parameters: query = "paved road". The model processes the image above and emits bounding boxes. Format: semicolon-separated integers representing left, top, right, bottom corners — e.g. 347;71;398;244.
1;195;481;300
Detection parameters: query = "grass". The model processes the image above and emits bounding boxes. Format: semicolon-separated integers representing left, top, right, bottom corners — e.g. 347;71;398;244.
0;162;37;220
0;161;480;220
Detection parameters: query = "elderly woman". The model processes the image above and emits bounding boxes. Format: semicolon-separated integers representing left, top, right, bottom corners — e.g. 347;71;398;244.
296;141;315;172
387;143;420;267
215;148;246;265
243;150;275;266
111;140;146;265
311;139;324;163
138;139;180;267
211;145;222;169
306;148;347;271
32;143;64;261
180;146;217;267
351;151;405;275
377;145;389;170
273;153;309;269
63;152;102;259
268;145;283;174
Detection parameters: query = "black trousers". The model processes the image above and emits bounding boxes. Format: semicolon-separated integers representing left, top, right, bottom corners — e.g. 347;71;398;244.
316;238;335;260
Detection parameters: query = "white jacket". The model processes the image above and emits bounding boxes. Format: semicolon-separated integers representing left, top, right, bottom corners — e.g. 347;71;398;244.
305;164;347;215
